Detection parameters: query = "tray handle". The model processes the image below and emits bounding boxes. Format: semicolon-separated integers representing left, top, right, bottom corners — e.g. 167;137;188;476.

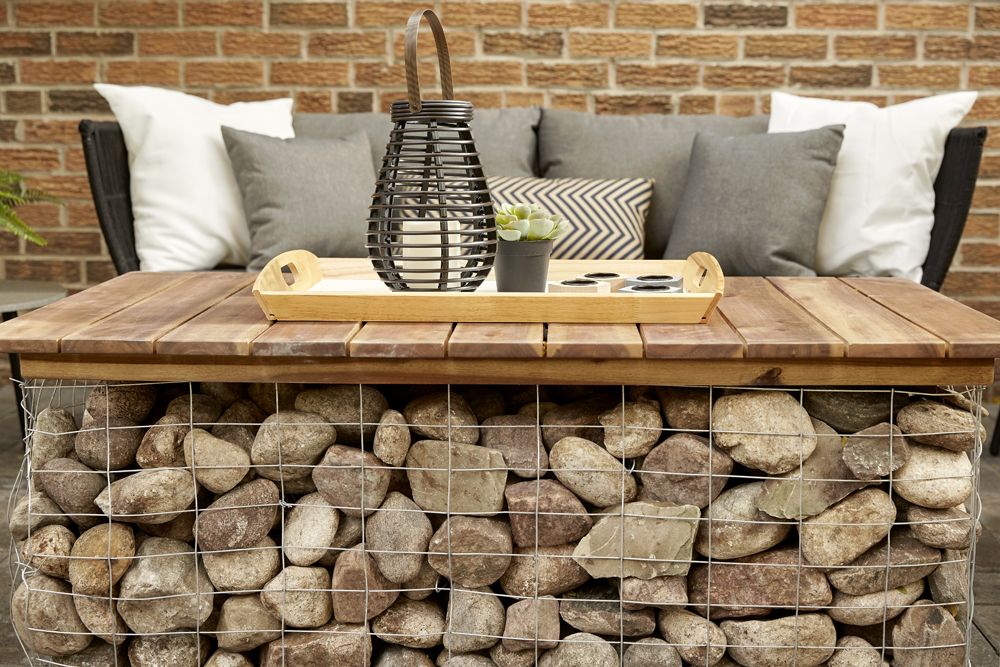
405;9;454;113
682;252;724;322
252;249;323;320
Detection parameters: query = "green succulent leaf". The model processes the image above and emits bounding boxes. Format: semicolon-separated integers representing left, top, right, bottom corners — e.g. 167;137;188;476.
498;228;522;242
513;203;532;219
545;226;569;240
527;218;554;241
511;219;530;236
495;201;569;242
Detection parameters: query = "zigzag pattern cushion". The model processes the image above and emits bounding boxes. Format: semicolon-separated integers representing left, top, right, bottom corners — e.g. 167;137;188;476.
488;176;653;260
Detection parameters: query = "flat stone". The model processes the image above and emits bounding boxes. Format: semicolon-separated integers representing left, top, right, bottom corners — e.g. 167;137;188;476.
600;401;663;458
828;635;890;667
549;436;637;507
295;384;389;445
375;409;412;467
212;398;267;453
928;549;969;622
505;479;591;547
893;443;973;509
368;491;434;583
828;578;924;626
332;544;400;622
165;393;223;424
688;546;832;619
560;581;655;636
481;415;548;479
573;501;700;579
892;599;966;667
261;566;333;628
617;574;687;610
623;637;682;667
68;522;134;596
405;440;507;516
404;392;480;444
129;635;209;667
136;415;190;469
21;523;75;579
217;594;283;652
259;620;371;667
284;492;340;566
655;386;710;431
712;390;818;474
184;428;251;493
73;589;128;645
500;543;591;598
12;573;92;657
909;505;980;549
428;516;513;588
313;444;391;517
117;537;214;634
695;481;792;559
32;406;77;470
196;478;279;551
657;608;727;667
9;491;71;540
502;596;560;652
540;394;620;450
537;633;618;667
827;528;941;596
640;433;732;509
97;468;196;525
802;390;905;434
203;536;281;592
897;400;983;452
843;423;910;480
757;418;874;520
800;488;896;567
376;645;436;667
444;585;504;653
721;614;836;667
252;410;337;482
373;596;445;649
86;381;157;422
461;386;507;423
41;457;107;528
248;382;304;414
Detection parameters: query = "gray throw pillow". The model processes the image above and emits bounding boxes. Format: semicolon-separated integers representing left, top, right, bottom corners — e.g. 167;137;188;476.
222;127;375;272
292;106;540;178
664;125;846;277
537;109;769;259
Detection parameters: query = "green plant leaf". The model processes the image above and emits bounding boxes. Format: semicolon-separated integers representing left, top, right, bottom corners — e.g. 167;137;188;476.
511;219;530;236
513;203;532;219
498;228;522;242
527;218;554;241
0;202;46;245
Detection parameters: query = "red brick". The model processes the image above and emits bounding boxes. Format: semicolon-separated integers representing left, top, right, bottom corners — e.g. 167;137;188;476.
704;65;785;89
270;3;347;26
959;300;1000;320
65;147;86;172
23;120;79;143
885;4;968;29
550;94;587;111
294;91;333;113
100;1;177;25
795;4;877;29
720;94;756;117
484;32;563;57
964;213;1000;238
704;4;787;27
68;203;98;227
394;29;475;57
835;35;916;60
214;90;291;104
354;1;428;26
970;67;1000;88
0;148;59;172
880;65;960;89
271;61;348;86
310;32;387;57
973;185;1000;209
942;270;1000;297
185;60;264;86
6;260;81;282
680;94;715;114
454;91;503;107
451;61;522;86
355;61;434;86
617;63;699;88
185;2;262;26
85;260;117;283
526;63;607;87
974;36;1000;59
790;65;872;88
978;6;1000;29
18;203;61;227
569;32;650;57
0;63;14;85
849;94;888;107
139;30;216;55
981;155;1000;180
17;2;94;25
21;60;96;84
986;131;1000;151
615;3;695;27
25;231;102;255
28;175;91;199
0;121;16;143
961;243;1000;266
56;31;134;55
0;233;20;254
48;90;110;113
92;61;178;87
970;97;1000;121
222;31;301;56
5;91;42;114
745;34;827;59
529;3;608;27
338;91;371;113
656;34;737;59
595;94;671;115
506;91;545;107
0;32;53;56
443;2;523;26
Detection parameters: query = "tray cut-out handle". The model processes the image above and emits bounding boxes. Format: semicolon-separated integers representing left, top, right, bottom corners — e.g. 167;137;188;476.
253;249;323;320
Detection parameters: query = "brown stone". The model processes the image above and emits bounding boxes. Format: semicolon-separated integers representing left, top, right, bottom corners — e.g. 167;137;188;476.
404;391;480;444
184;428;251;493
897;400;984;452
196;478;279;551
75;412;143;471
13;573;93;656
505;479;592;547
541;393;619;449
617;575;687;610
428;516;513;587
713;391;817;474
405;440;507;515
827;528;941;596
481;415;548;478
252;411;336;482
86;381;157;422
261;566;333;629
800;488;896;567
216;595;283;652
74;588;128;645
129;635;209;667
41;458;107;528
374;408;411;467
549;436;637;507
21;524;75;579
500;543;591;598
843;423;910;479
200;382;245;409
600;401;662;458
212;398;267;453
95;468;196;524
444;585;504;653
367;492;433;583
910;505;980;549
136;414;189;468
641;433;732;508
695;482;793;559
560;581;655;636
165;393;222;424
721;614;836;667
372;596;445;649
248;382;304;414
8;491;71;541
503;596;560;652
260;620;371;667
295;384;389;445
68;522;134;596
657;608;727;667
313;445;390;517
332;544;400;622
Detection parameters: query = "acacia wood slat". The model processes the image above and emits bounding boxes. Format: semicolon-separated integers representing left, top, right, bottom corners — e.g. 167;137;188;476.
641;316;745;359
156;287;272;356
251;321;361;357
349;322;453;358
61;273;253;355
769;277;947;358
717;277;846;359
0;272;193;354
547;323;644;359
448;323;544;358
842;277;1000;359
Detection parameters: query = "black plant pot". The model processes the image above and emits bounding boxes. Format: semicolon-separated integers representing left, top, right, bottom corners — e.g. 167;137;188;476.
494;240;553;292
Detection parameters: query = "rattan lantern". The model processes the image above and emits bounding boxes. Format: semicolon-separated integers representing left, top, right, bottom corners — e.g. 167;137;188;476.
366;9;497;291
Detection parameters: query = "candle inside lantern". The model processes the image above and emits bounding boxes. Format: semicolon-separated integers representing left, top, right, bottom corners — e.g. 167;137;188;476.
399;218;461;287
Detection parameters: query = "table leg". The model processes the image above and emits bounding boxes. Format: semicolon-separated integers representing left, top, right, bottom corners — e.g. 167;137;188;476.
2;311;25;443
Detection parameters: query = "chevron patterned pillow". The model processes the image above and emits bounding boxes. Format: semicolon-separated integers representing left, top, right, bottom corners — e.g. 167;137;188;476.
488;176;653;260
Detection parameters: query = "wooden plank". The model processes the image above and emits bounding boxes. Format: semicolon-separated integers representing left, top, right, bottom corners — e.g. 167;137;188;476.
0;272;193;354
641;316;745;359
843;277;1000;358
448;323;544;358
717;277;846;359
20;353;994;387
155;286;272;356
349;322;453;358
770;277;947;358
61;273;253;355
547;323;643;359
251;321;361;357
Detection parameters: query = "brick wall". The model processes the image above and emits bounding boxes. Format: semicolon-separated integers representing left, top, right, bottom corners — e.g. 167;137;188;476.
0;0;997;312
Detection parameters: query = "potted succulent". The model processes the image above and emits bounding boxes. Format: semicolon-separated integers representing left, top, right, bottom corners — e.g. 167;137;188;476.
1;169;55;246
493;203;569;292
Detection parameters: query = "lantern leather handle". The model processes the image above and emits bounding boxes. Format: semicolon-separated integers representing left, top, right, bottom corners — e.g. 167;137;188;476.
405;9;454;113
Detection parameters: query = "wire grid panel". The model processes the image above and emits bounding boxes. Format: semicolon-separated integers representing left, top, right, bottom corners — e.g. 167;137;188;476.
7;381;984;667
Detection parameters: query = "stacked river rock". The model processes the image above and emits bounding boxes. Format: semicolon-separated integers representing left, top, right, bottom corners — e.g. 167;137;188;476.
9;382;983;667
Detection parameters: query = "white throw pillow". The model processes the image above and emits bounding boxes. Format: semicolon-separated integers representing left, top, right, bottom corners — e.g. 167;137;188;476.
767;91;977;281
94;84;295;271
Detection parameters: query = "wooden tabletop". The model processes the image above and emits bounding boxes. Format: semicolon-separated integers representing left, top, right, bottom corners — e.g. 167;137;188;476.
2;267;1000;387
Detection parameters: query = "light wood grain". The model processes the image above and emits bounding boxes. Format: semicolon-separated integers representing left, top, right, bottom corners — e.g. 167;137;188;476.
547;323;644;358
156;287;272;356
313;258;690;282
61;273;253;355
0;272;193;354
21;354;994;387
448;323;544;357
843;277;1000;359
349;322;453;358
769;277;947;358
251;321;361;357
641;316;745;359
718;277;846;359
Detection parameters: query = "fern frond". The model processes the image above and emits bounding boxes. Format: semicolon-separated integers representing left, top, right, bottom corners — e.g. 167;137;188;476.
0;201;46;246
21;189;63;206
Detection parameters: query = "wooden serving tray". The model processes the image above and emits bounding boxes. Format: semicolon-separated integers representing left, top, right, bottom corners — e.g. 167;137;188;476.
252;250;724;324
